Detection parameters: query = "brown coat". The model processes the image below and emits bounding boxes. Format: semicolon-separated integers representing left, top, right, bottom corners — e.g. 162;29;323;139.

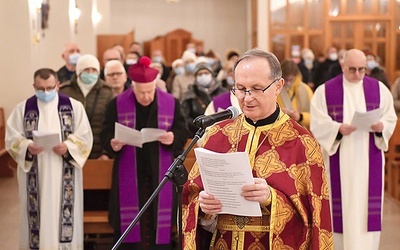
60;74;115;158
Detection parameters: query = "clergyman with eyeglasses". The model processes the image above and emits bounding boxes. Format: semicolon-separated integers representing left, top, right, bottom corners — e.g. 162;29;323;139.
310;48;397;249
5;68;93;249
182;48;333;249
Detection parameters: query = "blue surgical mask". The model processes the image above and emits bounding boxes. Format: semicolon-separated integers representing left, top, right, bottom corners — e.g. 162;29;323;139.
196;73;213;87
174;66;185;75
367;60;378;70
68;53;81;66
80;72;99;84
185;63;196;73
152;56;163;63
36;89;57;103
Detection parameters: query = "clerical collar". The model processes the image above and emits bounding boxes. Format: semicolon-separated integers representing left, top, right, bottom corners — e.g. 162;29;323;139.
244;105;280;127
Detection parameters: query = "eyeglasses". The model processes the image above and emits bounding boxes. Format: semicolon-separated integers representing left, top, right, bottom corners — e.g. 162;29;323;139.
106;72;124;77
347;66;366;73
35;84;57;92
231;78;280;99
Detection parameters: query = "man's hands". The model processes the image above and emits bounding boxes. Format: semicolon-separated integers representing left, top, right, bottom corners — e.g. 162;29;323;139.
28;143;43;155
198;178;271;215
158;131;174;145
111;138;126;152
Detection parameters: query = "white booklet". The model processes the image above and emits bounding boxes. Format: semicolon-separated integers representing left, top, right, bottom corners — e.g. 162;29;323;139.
351;108;381;132
32;130;60;151
114;122;166;148
194;148;262;217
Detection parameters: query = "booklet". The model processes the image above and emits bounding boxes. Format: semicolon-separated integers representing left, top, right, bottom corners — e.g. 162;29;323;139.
194;147;262;217
351;108;381;132
32;130;60;151
114;122;166;148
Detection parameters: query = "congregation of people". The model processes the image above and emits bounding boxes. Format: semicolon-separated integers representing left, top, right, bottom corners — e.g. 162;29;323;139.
5;39;400;250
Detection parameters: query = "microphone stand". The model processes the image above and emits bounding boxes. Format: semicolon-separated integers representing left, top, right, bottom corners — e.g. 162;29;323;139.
111;128;206;250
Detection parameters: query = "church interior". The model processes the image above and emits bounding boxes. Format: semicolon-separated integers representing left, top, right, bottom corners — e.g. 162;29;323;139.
1;0;400;249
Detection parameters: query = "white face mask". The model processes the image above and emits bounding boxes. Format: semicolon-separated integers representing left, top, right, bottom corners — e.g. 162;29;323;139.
366;60;378;70
226;76;234;85
126;59;137;65
328;53;338;61
196;73;213;87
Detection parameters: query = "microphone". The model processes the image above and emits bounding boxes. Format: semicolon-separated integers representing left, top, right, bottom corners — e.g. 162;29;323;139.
193;106;240;128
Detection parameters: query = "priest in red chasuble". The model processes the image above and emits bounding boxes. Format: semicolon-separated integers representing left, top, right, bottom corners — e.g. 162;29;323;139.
182;48;333;250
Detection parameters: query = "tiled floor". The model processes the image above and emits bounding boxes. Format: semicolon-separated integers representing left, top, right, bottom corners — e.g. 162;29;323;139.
1;171;400;249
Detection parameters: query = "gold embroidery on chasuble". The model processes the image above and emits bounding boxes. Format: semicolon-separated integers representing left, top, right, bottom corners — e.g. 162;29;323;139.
300;134;324;166
255;150;286;179
248;232;267;250
272;237;294;250
273;195;295;234
312;195;323;227
202;124;220;146
268;120;298;147
222;118;248;150
320;229;334;250
288;163;313;195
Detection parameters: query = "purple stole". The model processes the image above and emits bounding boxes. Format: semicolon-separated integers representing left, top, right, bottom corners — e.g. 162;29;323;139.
325;75;382;232
213;91;232;111
116;89;175;244
24;94;74;249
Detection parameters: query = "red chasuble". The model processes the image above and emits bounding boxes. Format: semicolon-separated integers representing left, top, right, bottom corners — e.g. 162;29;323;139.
182;112;333;250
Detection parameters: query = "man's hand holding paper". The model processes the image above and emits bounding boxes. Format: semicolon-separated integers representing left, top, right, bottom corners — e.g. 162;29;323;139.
350;108;381;132
114;123;166;148
194;148;262;217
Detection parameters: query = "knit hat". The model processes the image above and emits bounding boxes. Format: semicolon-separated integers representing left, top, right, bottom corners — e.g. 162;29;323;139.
128;56;159;83
171;59;184;69
181;50;197;62
76;54;100;75
194;62;213;76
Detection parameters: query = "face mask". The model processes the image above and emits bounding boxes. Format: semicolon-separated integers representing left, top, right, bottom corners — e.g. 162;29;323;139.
126;59;137;65
328;53;338;61
68;53;80;66
152;56;162;63
188;48;196;54
80;72;99;85
366;60;378;70
174;66;185;75
185;63;196;73
36;89;57;103
196;73;213;87
226;76;234;85
208;58;215;66
304;59;313;68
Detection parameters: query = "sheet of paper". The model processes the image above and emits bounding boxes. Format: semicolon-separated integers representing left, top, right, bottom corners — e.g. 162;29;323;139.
141;128;167;144
194;147;262;217
351;108;381;132
114;123;142;147
32;130;60;151
114;123;166;147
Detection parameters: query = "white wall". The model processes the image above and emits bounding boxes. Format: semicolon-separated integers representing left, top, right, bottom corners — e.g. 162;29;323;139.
0;0;250;120
109;0;248;60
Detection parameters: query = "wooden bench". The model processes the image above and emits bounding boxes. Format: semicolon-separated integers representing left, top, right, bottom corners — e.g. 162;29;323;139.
82;159;114;242
0;107;15;177
183;139;198;174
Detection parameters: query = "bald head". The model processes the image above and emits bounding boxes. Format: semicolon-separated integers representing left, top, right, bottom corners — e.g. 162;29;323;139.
342;49;367;83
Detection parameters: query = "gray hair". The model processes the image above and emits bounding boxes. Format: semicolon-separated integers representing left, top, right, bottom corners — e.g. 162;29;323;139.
104;60;125;76
233;48;282;80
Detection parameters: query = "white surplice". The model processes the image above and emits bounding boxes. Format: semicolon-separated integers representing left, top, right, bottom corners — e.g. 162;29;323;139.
310;77;397;250
6;95;93;250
